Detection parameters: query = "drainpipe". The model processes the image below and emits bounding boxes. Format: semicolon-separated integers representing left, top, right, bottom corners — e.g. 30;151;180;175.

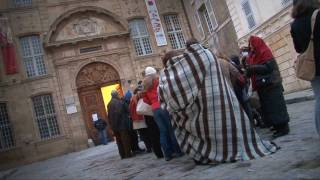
181;0;194;38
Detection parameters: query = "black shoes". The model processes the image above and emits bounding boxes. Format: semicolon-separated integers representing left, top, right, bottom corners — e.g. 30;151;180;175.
272;124;290;139
165;156;173;161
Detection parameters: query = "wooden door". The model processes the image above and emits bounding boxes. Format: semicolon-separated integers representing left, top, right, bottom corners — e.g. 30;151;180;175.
78;86;111;145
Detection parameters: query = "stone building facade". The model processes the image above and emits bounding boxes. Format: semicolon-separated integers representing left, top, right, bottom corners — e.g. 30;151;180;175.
0;0;193;169
182;0;239;56
225;0;317;93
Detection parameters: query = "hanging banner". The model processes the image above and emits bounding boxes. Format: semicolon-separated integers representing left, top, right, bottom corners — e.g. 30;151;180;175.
145;0;167;46
0;17;18;75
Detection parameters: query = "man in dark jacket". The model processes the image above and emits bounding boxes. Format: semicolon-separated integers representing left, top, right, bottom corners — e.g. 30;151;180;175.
107;90;133;159
94;117;108;145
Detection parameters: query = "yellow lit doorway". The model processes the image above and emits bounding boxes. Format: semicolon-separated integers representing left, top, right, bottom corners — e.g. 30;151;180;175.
100;84;123;111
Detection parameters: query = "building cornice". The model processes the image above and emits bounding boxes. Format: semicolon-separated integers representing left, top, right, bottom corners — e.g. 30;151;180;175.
45;32;130;48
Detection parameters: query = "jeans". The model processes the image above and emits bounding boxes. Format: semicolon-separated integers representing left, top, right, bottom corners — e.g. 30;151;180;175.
153;108;182;157
98;129;108;145
311;76;320;137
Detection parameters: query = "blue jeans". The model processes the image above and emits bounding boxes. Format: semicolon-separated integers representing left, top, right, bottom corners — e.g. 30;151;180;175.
98;129;108;145
312;76;320;137
153;108;182;157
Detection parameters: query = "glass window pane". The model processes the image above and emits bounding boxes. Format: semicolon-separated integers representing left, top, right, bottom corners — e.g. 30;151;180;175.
164;15;185;49
0;103;15;150
20;35;46;77
129;19;153;56
32;95;60;140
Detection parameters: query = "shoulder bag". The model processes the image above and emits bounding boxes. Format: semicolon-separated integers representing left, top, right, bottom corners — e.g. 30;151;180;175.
136;99;153;116
295;9;319;81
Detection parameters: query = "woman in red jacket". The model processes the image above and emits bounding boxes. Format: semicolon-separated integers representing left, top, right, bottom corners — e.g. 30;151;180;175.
143;67;183;161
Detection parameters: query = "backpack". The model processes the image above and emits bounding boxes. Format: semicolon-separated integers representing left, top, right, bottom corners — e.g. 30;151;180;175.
295;9;319;81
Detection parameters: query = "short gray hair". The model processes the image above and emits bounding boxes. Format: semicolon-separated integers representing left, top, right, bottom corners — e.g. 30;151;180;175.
111;90;119;98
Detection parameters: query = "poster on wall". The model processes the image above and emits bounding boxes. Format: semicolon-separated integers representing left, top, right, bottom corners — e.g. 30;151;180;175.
145;0;167;46
92;113;98;122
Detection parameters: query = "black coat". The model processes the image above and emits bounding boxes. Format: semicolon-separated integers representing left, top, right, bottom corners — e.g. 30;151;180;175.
291;10;320;76
107;97;130;131
94;119;107;131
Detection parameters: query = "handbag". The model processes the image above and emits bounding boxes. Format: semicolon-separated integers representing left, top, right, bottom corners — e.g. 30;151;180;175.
256;74;273;88
136;99;153;116
295;9;319;81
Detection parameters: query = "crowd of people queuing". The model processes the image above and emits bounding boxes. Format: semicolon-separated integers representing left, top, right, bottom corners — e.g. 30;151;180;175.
102;0;319;164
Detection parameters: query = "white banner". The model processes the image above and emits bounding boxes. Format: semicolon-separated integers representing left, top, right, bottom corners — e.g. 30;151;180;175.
145;0;167;46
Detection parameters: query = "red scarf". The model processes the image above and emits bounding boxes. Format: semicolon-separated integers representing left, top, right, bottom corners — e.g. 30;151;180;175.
248;36;274;65
248;36;274;90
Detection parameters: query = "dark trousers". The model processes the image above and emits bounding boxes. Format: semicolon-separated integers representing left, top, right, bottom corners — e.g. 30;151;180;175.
145;116;164;158
234;87;254;123
137;128;152;151
130;130;139;151
114;130;132;159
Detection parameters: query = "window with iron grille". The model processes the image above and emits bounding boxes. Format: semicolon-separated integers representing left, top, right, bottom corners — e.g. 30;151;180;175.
20;35;46;78
32;95;60;140
0;103;15;151
241;0;256;29
129;19;153;56
164;15;185;49
281;0;292;6
14;0;32;7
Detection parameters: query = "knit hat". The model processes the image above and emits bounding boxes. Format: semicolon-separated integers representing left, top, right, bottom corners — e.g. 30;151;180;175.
145;67;157;76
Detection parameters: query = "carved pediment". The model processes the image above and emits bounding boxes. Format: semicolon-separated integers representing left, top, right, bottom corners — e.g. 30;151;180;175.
76;62;120;89
46;7;129;47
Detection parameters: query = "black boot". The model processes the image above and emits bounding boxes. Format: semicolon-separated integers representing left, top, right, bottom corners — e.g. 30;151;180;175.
272;124;289;139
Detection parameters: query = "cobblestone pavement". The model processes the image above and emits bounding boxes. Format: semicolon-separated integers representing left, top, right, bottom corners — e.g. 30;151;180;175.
1;101;320;180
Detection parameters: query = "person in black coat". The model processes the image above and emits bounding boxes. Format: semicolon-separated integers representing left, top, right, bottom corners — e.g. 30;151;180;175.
107;90;133;159
94;117;108;145
291;0;320;136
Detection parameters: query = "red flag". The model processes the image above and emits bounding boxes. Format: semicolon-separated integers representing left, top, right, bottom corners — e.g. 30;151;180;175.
0;32;18;75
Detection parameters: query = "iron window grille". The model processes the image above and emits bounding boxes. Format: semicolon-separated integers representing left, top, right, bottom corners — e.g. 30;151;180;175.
0;103;15;151
13;0;32;7
164;15;185;49
241;0;256;29
20;35;47;78
129;19;153;56
32;95;60;140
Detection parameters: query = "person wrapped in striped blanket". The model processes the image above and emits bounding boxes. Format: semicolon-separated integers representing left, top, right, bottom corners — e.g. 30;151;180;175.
158;39;278;165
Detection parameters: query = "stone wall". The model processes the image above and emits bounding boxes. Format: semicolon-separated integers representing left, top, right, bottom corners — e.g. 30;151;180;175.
183;0;239;57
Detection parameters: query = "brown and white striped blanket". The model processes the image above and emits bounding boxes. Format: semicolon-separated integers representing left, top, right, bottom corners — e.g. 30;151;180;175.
158;44;277;163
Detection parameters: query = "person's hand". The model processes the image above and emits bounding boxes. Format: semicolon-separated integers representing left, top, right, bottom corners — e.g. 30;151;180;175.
245;66;254;77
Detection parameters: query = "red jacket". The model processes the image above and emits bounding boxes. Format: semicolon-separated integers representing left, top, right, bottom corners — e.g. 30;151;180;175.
143;79;161;110
129;95;144;121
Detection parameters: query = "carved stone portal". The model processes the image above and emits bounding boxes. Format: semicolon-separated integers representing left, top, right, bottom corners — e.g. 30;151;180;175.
76;62;120;89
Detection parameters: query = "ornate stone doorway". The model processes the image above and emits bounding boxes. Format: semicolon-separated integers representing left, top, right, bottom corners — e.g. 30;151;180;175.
76;62;120;145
